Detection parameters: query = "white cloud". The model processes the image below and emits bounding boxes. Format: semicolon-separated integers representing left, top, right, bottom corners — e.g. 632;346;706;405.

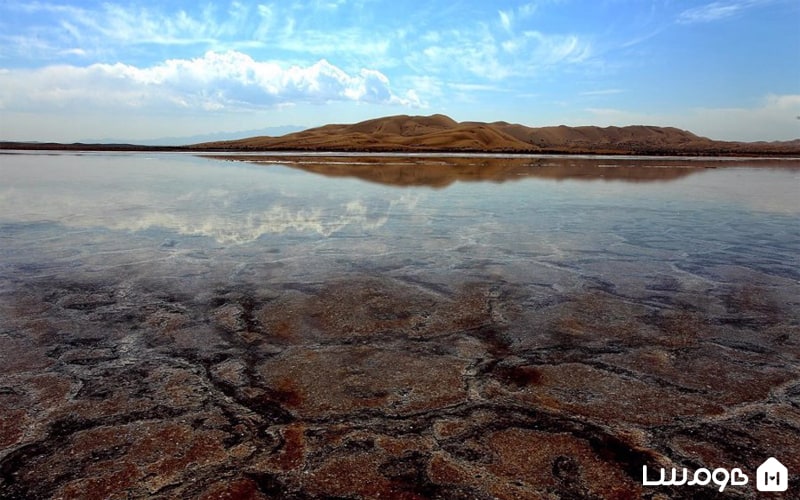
499;10;514;32
765;93;800;109
408;26;590;81
403;75;443;97
581;94;800;141
579;88;624;96
0;50;420;112
448;83;509;93
685;94;800;141
677;0;771;24
277;29;393;62
18;1;227;46
512;1;562;19
3;1;392;67
3;1;593;83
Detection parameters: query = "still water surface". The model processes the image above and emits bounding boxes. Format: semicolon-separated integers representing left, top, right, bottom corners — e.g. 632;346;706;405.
0;151;798;498
2;152;798;277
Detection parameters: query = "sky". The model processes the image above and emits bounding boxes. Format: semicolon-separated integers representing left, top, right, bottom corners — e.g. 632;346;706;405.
0;0;798;143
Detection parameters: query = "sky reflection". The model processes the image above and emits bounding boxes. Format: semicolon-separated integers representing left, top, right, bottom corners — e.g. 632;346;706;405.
0;153;798;248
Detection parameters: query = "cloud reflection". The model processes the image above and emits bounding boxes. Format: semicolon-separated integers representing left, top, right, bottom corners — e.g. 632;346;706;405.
0;154;797;250
0;186;422;244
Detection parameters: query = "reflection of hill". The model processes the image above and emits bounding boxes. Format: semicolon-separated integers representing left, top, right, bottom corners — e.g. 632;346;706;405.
194;114;800;155
206;155;789;188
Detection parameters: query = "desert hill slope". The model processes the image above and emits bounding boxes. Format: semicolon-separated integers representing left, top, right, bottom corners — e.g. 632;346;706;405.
192;114;800;155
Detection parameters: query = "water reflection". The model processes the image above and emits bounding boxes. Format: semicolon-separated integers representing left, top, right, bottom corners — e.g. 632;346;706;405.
207;153;800;187
0;152;421;244
1;153;799;249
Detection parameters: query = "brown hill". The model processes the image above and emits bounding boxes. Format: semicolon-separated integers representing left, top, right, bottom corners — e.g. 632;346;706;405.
193;114;800;155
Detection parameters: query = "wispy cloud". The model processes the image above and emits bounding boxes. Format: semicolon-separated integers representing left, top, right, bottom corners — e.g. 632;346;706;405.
0;1;292;64
0;51;421;112
498;10;514;32
408;24;590;81
511;1;563;19
677;0;771;24
16;1;249;46
579;88;624;96
276;28;393;62
448;82;510;92
2;1;594;82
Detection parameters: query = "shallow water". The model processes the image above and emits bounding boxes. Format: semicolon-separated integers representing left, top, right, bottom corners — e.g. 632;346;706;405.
1;152;799;498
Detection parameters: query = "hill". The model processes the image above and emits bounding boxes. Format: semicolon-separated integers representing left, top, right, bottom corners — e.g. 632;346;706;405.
191;114;800;155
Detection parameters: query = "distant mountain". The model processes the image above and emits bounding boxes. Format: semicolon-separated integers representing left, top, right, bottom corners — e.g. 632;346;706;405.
192;114;800;155
83;125;305;146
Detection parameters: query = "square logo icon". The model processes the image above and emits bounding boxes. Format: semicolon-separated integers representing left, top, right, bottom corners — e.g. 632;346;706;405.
757;457;788;492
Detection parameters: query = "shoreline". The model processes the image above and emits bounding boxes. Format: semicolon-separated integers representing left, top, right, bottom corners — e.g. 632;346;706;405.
3;141;800;158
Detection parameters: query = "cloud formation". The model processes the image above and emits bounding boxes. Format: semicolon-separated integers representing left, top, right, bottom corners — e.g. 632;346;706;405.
1;1;796;142
677;0;771;24
0;51;420;111
407;24;589;81
2;1;592;81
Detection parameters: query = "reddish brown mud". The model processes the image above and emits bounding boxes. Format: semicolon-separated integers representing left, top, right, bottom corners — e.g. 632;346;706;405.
1;268;797;499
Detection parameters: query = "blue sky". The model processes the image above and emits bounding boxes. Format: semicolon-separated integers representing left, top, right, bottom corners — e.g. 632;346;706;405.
0;0;798;142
